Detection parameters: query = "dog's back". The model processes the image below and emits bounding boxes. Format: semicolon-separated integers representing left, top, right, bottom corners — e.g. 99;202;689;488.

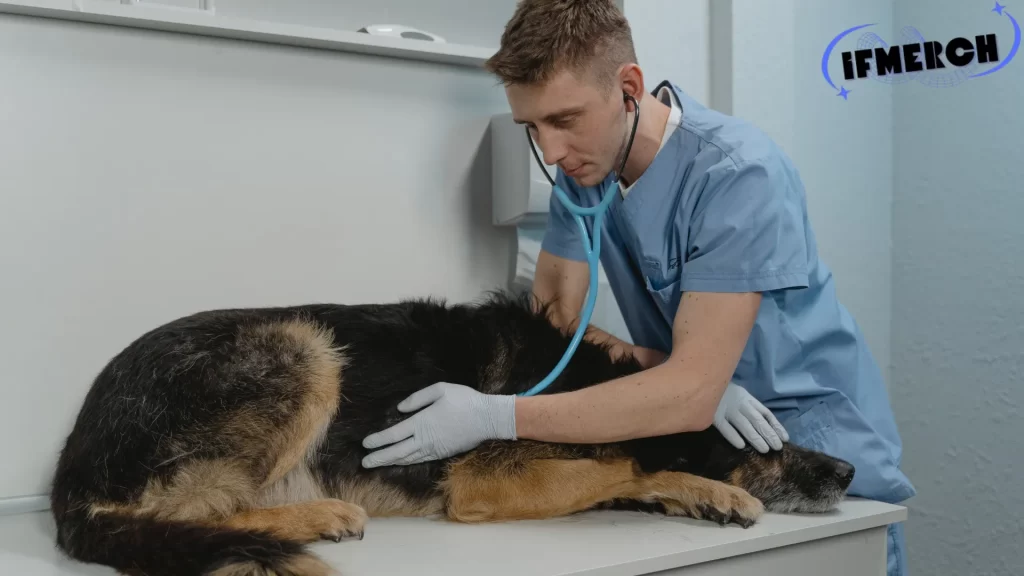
51;292;854;576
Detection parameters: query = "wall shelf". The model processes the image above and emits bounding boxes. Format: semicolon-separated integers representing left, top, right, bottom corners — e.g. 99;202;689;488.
0;0;497;68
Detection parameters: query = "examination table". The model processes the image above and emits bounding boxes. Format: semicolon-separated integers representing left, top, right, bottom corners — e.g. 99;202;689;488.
0;498;904;575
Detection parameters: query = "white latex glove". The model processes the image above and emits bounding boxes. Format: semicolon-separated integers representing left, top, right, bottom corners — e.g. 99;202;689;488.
713;382;789;453
361;382;517;468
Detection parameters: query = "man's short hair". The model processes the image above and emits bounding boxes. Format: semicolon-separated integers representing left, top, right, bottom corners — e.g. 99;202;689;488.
485;0;637;90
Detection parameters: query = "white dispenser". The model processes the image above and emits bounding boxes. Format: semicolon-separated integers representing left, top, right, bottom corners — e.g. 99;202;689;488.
490;112;555;226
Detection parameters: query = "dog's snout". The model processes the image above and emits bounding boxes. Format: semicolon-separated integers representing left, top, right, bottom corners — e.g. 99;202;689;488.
834;460;855;483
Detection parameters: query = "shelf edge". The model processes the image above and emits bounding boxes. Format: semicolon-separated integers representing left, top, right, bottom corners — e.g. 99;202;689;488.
0;0;498;68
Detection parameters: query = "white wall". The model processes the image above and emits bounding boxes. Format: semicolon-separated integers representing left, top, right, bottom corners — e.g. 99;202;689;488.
891;1;1024;574
715;0;895;382
211;0;513;49
0;8;517;500
719;1;1024;573
624;0;710;106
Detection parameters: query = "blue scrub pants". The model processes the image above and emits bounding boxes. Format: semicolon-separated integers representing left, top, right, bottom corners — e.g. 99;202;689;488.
888;521;907;576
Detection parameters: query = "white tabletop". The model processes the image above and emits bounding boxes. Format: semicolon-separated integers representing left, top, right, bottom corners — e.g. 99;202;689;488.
0;498;906;576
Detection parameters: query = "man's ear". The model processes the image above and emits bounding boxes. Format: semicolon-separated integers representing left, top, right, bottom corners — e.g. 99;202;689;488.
618;63;645;110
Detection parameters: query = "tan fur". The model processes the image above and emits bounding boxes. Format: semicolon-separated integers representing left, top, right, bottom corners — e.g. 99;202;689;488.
208;554;335;576
220;499;367;543
333;478;445;517
233;319;346;488
442;447;763;524
727;454;786;496
277;555;338;576
257;463;329;509
88;459;256;522
137;459;255;521
637;470;765;522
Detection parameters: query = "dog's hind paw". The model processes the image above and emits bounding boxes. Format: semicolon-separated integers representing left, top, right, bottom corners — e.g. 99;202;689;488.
312;499;368;543
319;529;364;543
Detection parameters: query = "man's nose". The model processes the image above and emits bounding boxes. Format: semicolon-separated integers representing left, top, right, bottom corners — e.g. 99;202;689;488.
533;128;567;166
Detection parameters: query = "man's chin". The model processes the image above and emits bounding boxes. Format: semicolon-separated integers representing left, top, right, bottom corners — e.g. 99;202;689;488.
568;170;605;188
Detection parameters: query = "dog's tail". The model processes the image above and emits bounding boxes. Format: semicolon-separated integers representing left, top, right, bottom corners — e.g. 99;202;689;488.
53;503;332;576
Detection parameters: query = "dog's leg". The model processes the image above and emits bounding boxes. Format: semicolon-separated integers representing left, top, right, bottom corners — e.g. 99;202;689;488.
441;442;764;527
636;467;765;526
210;318;370;541
220;499;368;543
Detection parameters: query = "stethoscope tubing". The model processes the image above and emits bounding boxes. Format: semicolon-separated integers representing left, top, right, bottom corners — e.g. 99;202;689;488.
518;93;640;397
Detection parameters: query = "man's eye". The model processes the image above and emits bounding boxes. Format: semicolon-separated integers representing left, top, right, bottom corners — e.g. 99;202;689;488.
554;116;576;128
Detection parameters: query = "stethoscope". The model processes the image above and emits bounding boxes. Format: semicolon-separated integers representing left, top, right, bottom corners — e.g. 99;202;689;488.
518;91;640;397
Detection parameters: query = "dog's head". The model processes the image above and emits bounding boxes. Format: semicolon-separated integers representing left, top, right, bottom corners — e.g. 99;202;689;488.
627;428;856;515
726;441;855;514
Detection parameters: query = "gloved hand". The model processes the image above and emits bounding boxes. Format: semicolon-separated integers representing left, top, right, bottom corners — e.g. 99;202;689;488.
713;382;789;453
361;382;517;468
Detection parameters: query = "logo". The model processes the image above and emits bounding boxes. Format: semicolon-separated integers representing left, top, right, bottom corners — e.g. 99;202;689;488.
821;1;1020;99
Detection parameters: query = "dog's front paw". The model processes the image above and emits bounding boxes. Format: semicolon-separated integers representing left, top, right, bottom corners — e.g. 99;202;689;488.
662;483;764;528
707;484;764;528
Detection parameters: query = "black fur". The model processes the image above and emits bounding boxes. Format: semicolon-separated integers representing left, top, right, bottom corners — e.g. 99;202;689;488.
54;507;307;576
50;290;854;575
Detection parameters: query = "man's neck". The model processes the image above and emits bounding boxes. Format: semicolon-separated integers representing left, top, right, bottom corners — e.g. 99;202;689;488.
618;93;672;187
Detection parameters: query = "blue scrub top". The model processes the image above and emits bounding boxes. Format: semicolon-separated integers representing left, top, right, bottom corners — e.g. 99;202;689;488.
541;80;915;505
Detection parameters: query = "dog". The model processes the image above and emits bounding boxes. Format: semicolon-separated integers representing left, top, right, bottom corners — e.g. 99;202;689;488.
49;290;855;576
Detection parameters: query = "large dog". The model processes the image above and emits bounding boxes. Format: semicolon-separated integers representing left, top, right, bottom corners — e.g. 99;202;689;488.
50;291;855;576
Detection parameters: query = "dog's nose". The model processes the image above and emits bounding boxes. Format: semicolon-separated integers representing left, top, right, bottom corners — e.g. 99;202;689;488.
835;460;855;483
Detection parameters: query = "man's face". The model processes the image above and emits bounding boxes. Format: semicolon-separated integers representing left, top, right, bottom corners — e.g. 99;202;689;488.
507;68;627;188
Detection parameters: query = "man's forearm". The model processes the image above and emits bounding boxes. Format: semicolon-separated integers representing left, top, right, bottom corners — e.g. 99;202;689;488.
512;357;725;444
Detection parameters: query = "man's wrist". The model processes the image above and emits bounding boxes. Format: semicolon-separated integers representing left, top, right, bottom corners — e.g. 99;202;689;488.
511;394;539;441
484;393;518;440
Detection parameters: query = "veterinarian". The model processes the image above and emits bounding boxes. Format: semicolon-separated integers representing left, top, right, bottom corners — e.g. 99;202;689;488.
362;1;914;573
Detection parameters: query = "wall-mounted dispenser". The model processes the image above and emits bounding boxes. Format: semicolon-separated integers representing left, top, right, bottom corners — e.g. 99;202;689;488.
490;112;555;227
487;112;633;345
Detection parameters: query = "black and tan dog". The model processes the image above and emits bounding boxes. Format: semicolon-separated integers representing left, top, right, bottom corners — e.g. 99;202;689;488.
50;291;855;576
